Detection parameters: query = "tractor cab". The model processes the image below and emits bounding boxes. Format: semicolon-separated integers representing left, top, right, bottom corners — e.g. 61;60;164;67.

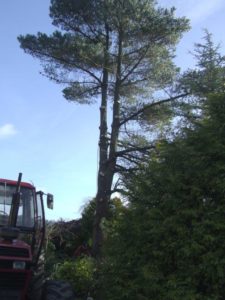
0;174;53;300
0;181;35;228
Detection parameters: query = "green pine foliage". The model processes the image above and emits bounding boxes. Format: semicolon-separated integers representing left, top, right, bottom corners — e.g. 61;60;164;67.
180;30;225;96
102;92;225;299
171;31;225;134
18;0;189;103
100;35;225;298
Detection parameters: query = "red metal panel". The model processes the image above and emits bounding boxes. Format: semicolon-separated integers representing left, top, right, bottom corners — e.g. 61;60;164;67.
0;241;32;261
0;179;34;189
0;268;32;300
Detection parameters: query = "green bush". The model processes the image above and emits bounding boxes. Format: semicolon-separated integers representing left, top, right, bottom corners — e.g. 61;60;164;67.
52;257;97;297
45;240;58;278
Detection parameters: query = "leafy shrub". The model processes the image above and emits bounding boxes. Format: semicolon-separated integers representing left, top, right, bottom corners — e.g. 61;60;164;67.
45;240;58;278
52;257;97;297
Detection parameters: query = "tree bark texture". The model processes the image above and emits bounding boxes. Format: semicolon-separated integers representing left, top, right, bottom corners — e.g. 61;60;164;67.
92;27;123;258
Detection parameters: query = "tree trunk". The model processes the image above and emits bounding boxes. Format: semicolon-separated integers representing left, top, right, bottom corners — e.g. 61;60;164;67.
93;27;123;258
92;24;110;258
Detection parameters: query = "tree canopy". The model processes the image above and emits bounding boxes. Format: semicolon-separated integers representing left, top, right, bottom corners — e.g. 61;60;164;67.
101;37;225;300
19;0;189;103
18;0;189;256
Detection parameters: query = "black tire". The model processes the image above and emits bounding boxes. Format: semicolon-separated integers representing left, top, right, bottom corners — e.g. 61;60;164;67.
28;251;46;300
43;280;75;300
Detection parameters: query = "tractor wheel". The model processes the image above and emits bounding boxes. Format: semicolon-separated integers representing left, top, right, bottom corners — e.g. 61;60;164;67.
43;280;75;300
28;251;45;300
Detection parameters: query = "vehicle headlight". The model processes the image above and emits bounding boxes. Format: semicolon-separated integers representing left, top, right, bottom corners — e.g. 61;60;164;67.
13;261;26;270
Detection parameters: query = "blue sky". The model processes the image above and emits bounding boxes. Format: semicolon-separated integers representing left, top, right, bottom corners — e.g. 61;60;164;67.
0;0;224;220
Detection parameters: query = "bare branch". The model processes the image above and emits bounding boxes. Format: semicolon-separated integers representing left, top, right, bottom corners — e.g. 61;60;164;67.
51;79;99;85
120;33;174;84
28;48;103;84
121;155;142;165
121;46;149;83
116;145;155;157
123;152;147;161
58;18;102;43
121;77;149;87
73;85;101;98
110;188;126;195
115;164;139;173
119;93;189;127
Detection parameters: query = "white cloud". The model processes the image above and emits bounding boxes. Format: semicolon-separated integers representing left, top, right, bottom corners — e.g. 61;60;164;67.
0;124;17;139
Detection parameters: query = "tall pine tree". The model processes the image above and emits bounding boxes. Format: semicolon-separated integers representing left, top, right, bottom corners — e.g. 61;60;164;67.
18;0;189;256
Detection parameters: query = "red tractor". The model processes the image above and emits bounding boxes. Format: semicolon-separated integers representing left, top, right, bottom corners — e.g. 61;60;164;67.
0;173;75;300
